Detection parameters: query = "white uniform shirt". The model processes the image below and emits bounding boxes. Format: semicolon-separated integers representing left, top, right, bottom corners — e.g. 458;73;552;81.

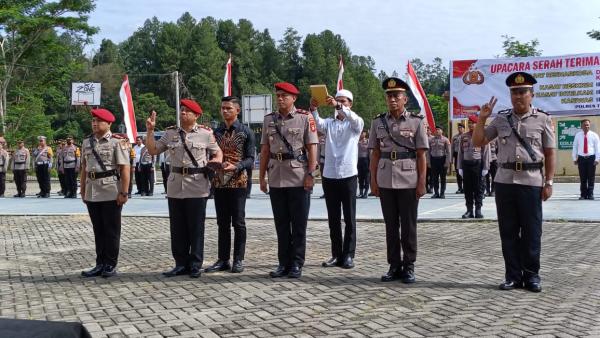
572;130;600;160
133;144;145;165
312;106;364;179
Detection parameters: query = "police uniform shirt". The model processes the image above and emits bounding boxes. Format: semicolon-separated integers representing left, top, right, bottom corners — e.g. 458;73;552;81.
490;138;498;162
457;131;490;170
429;135;452;167
358;138;369;158
155;124;221;198
484;108;555;187
33;146;52;165
0;148;8;173
139;146;154;165
62;144;80;169
82;132;130;202
12;148;29;170
367;110;429;189
452;133;462;153
260;108;319;188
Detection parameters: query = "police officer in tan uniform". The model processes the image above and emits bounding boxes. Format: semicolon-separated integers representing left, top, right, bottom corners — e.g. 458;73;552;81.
368;77;429;283
357;131;370;198
80;108;131;278
473;71;556;293
0;141;8;197
33;136;53;198
429;126;452;198
145;99;223;278
62;136;80;198
452;123;465;193
457;115;490;219
56;140;66;196
12;140;30;197
259;82;318;279
138;140;155;196
486;138;499;196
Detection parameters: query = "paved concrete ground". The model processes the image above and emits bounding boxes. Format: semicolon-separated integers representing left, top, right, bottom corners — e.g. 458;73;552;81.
1;215;600;337
1;182;598;221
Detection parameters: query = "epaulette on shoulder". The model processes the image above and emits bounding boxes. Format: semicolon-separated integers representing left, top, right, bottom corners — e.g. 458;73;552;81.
295;109;310;115
112;134;126;139
85;134;92;138
410;111;424;119
166;125;177;130
497;109;511;115
373;113;386;120
265;112;274;116
535;108;548;115
200;124;212;131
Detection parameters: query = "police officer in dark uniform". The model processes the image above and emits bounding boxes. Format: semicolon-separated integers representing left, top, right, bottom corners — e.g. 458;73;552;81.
429;126;451;198
368;78;429;283
473;72;556;292
452;123;465;193
259;82;318;279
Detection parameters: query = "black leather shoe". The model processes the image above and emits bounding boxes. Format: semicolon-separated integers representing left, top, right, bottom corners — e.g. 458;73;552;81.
401;269;416;284
589;195;595;200
579;196;587;200
162;266;189;277
204;260;231;273
341;256;354;269
189;266;201;278
381;266;401;282
288;265;302;278
101;265;117;278
439;193;445;199
81;264;104;277
431;193;440;199
321;257;339;268
269;265;289;278
524;281;542;292
462;210;474;219
499;280;522;290
475;209;484;219
13;194;20;198
231;260;244;273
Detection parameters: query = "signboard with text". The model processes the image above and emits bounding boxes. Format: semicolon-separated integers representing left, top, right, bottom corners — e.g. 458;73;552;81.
71;82;101;106
450;53;600;120
557;120;582;150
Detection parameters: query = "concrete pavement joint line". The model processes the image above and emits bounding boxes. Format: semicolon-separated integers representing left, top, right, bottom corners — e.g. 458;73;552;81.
419;201;466;215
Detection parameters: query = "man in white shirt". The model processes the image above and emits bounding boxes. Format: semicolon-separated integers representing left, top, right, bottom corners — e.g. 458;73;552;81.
132;136;145;195
572;119;600;200
310;89;364;269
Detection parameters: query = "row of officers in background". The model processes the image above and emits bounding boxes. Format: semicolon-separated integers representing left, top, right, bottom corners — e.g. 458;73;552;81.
62;71;554;295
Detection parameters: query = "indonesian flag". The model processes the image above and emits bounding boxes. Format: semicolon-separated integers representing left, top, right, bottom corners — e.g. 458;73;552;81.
406;61;436;130
224;54;232;97
119;74;137;141
336;56;344;92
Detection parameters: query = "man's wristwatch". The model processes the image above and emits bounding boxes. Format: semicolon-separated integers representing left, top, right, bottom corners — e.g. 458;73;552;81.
119;192;128;197
544;180;553;187
306;169;319;178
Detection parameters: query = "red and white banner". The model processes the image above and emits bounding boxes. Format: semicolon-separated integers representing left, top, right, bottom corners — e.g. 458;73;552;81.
224;54;232;97
336;56;344;92
119;74;137;141
450;53;600;120
407;61;436;130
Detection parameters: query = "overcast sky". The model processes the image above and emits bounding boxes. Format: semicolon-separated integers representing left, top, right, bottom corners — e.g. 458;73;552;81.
88;0;600;73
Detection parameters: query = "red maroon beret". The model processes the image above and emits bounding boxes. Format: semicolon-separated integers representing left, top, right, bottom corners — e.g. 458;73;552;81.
274;82;300;95
91;108;115;123
468;115;478;123
181;99;202;115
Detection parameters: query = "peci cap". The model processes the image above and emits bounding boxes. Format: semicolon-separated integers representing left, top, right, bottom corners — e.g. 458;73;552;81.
274;82;300;95
180;99;203;115
335;89;354;102
91;108;116;123
506;72;537;89
382;77;410;93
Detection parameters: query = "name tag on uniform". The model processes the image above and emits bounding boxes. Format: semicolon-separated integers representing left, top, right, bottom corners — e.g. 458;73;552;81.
400;129;413;137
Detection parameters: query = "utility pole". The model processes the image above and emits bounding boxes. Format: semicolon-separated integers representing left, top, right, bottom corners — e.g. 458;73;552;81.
174;71;181;128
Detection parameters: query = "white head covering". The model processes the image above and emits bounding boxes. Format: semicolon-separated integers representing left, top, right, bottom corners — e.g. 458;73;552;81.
335;89;353;102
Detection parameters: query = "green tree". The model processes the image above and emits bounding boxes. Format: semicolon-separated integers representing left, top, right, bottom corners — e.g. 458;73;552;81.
500;35;542;57
0;0;97;133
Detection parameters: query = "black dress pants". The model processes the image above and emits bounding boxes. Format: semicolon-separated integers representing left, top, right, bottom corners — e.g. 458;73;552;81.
357;157;370;193
462;160;484;210
486;160;498;194
0;172;5;195
134;163;142;193
13;170;26;195
269;187;310;268
430;156;447;195
167;197;207;268
64;167;77;197
379;188;418;269
140;164;154;194
86;200;123;267
578;155;596;198
35;164;50;195
322;176;357;259
214;188;247;261
160;163;170;193
453;152;463;191
495;183;543;283
58;171;66;194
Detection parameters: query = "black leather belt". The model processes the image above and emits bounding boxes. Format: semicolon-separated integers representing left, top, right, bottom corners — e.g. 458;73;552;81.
88;169;118;179
578;155;595;159
14;161;25;164
270;151;306;161
63;160;76;163
430;155;446;159
380;151;416;160
500;162;543;171
462;159;481;166
171;166;209;175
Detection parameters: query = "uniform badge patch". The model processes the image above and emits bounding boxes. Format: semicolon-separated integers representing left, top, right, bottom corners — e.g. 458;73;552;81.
309;117;316;132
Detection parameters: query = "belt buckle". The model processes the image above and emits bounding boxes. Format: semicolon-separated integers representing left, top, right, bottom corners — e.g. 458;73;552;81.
390;151;397;161
276;153;283;161
90;171;96;179
182;167;189;175
515;161;522;172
